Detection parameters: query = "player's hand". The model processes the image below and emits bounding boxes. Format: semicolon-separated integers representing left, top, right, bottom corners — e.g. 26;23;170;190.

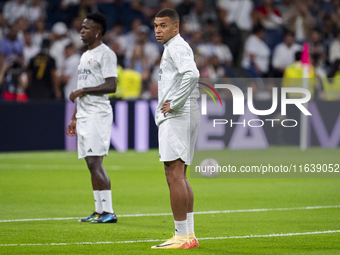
69;89;85;103
66;119;77;136
161;102;172;117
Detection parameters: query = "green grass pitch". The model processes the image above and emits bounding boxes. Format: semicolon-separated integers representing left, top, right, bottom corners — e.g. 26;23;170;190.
0;147;339;254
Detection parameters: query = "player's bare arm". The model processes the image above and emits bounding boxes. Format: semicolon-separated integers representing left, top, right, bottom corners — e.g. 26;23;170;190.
69;77;117;102
66;108;77;136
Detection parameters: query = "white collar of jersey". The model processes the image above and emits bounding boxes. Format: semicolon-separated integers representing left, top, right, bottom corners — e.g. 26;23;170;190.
88;43;103;51
164;33;180;47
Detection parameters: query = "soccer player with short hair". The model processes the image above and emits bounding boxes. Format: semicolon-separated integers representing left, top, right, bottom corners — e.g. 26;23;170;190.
66;12;118;223
151;8;200;249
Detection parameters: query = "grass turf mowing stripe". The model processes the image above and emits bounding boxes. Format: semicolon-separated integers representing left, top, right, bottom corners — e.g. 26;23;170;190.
1;230;339;247
1;205;339;223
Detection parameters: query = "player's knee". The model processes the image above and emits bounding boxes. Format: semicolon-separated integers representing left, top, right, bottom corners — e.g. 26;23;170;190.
85;158;100;172
165;171;183;186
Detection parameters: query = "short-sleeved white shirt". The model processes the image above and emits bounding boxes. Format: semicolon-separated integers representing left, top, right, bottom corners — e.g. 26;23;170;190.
217;0;254;31
242;35;270;73
272;43;301;69
76;43;117;119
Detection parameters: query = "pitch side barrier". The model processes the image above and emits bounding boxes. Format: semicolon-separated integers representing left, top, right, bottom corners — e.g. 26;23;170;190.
0;99;339;152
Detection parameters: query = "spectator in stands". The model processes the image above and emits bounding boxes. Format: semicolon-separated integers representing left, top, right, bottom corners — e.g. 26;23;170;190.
183;0;217;33
68;16;83;50
189;31;203;53
203;33;232;66
142;59;159;99
129;43;150;94
112;64;142;100
309;28;327;66
272;31;302;77
217;0;254;37
0;22;24;68
27;0;46;24
277;0;296;27
321;15;337;58
319;59;340;100
116;18;142;56
13;17;29;44
50;22;71;75
217;0;254;66
254;0;283;50
130;44;147;73
23;30;40;68
203;19;218;43
0;55;28;102
306;0;320;24
27;39;59;100
61;0;80;11
104;21;125;46
158;0;175;11
60;43;80;101
176;0;193;22
242;25;270;77
125;25;160;69
117;0;147;33
201;55;228;82
3;0;28;26
329;29;340;65
109;39;125;68
287;1;315;43
32;18;49;48
77;0;98;21
0;13;7;42
60;0;80;25
282;51;317;98
255;0;282;28
1;0;338;91
333;0;340;28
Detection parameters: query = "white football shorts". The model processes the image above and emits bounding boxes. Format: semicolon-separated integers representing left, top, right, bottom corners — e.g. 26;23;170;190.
158;110;200;165
77;113;113;159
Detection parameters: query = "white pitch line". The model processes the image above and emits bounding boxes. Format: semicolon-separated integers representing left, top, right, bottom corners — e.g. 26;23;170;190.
1;205;339;223
0;164;154;171
1;230;339;247
0;164;123;170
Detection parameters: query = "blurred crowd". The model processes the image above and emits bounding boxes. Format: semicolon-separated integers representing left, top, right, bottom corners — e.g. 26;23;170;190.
1;0;340;102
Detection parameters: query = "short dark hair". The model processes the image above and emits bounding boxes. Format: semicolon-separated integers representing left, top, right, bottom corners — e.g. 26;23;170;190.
86;12;107;36
155;8;180;24
253;24;265;35
284;30;295;38
295;51;302;61
41;38;51;49
65;43;74;50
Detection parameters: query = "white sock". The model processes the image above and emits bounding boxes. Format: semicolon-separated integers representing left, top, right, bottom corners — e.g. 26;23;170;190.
174;220;188;236
93;190;103;213
99;190;114;214
187;212;194;234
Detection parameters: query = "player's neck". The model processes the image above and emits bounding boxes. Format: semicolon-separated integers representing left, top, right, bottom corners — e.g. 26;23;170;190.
88;40;102;50
164;33;179;45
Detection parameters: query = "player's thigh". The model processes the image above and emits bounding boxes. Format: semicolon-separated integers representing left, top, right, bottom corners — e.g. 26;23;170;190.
77;114;112;158
159;117;187;161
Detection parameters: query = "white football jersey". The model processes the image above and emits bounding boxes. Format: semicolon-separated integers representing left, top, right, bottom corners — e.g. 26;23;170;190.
155;34;200;126
76;43;117;119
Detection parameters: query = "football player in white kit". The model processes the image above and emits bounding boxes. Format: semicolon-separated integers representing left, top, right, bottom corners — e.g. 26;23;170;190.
66;12;118;223
151;9;200;249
